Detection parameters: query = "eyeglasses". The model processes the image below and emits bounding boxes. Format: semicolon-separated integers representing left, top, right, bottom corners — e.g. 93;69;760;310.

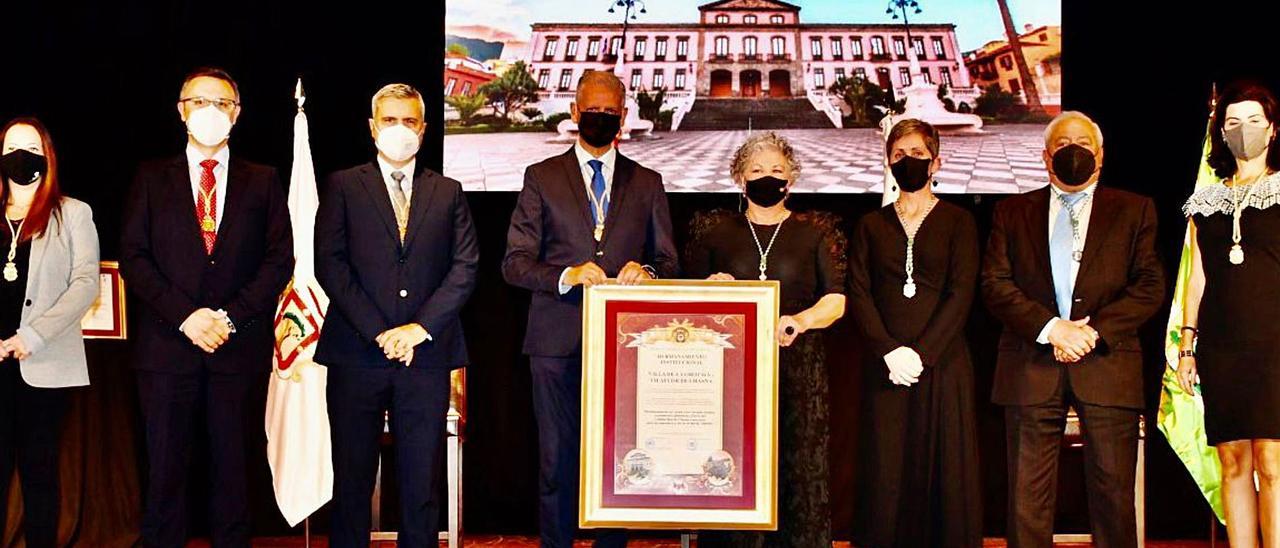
180;96;240;112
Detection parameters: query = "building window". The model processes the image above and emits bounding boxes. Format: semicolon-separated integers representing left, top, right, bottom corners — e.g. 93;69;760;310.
912;37;925;59
653;69;665;89
854;67;867;81
899;67;911;86
1009;78;1021;95
940;67;953;86
834;67;846;82
634;39;646;60
744;36;758;57
588;38;601;58
461;81;472;95
771;36;786;56
932;37;946;58
999;54;1013;70
677;37;689;59
675;68;687;90
610;37;622;56
631;69;643;90
744;15;757;24
537;69;551;89
893;37;906;58
655;38;668;59
830;38;843;59
850;36;863;58
810;37;823;59
566;38;580;60
715;36;730;58
814;68;825;88
444;78;457;95
920;68;933;85
870;36;886;56
715;14;729;24
558;69;573;90
1039;33;1048;42
543;38;559;60
770;14;784;24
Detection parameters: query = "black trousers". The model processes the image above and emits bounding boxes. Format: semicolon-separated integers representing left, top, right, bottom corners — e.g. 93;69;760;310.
137;369;260;548
0;361;68;548
1004;367;1139;548
327;364;451;548
530;356;626;548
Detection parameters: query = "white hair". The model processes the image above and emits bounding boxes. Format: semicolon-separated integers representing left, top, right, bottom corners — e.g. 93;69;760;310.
1044;111;1104;148
371;83;426;117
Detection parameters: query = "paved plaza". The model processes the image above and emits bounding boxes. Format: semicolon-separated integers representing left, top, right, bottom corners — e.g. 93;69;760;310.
442;125;1049;193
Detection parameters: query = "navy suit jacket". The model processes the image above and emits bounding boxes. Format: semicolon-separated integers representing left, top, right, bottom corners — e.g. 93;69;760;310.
314;161;479;370
502;148;679;357
120;155;294;374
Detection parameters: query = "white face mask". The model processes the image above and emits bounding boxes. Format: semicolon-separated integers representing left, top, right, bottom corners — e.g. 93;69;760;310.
375;124;420;163
186;105;233;147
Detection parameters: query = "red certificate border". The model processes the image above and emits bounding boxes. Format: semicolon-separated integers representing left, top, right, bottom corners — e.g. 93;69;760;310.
601;300;757;510
83;261;126;340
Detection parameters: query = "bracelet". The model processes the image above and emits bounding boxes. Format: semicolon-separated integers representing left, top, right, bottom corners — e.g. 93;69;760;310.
1178;349;1195;359
1180;326;1199;334
641;265;658;279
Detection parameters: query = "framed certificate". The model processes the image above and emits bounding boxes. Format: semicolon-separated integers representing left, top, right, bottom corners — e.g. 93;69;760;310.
82;261;127;339
580;280;779;530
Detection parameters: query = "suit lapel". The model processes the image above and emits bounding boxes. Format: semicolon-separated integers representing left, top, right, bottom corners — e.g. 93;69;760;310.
1027;187;1055;291
212;158;249;256
602;154;634;243
358;162;403;246
166;157;206;255
557;148;596;239
1075;185;1116;281
401;167;435;250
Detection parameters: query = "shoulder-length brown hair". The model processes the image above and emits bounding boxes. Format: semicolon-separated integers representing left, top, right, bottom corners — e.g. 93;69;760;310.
0;118;63;241
1208;80;1280;179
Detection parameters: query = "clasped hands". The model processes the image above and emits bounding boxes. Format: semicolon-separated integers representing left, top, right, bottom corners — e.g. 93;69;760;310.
564;261;652;287
181;308;232;353
884;346;924;386
1048;316;1099;363
376;323;430;366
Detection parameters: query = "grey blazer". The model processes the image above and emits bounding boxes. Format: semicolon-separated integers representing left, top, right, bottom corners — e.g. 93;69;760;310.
16;197;100;388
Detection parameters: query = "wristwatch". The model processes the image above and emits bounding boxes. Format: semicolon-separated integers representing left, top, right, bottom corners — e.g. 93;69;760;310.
216;309;237;334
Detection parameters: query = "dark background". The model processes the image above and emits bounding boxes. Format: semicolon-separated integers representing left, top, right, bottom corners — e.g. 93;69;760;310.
2;0;1273;543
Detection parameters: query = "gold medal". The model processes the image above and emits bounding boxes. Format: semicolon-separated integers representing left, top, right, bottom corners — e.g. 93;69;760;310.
594;224;604;242
2;262;15;282
201;216;216;232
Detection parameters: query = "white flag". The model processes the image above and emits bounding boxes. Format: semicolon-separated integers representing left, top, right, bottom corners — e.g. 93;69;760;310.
265;80;333;527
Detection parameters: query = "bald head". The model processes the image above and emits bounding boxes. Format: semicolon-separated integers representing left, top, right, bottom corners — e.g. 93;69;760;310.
575;70;626;111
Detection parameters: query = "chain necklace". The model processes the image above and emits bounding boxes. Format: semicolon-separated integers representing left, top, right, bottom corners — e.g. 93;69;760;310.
894;196;939;298
747;211;787;281
3;215;25;283
1055;191;1094;263
1229;172;1265;265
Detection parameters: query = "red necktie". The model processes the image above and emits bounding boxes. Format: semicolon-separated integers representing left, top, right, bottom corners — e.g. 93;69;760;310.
197;159;218;254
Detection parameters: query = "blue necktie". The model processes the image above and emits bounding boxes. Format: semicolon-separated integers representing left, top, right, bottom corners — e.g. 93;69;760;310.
1050;192;1086;318
587;159;608;224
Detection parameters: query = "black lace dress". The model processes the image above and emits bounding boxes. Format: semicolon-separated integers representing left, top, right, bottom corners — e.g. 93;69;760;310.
847;201;983;547
684;209;847;548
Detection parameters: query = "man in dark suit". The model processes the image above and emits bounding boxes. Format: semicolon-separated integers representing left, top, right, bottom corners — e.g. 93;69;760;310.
981;111;1164;548
120;67;293;548
314;83;478;548
502;70;678;548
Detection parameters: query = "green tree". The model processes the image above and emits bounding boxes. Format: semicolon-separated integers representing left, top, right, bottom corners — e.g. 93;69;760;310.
829;76;899;125
445;92;487;125
446;43;470;58
975;83;1025;121
636;88;667;122
479;61;542;122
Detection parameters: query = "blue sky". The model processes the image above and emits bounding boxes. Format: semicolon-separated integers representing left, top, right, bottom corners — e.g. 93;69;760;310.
447;0;1060;53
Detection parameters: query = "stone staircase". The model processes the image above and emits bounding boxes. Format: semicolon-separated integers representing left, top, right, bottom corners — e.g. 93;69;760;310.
678;97;835;131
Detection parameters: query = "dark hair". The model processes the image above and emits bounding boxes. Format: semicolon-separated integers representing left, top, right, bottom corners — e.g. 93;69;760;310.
0;118;64;241
885;118;940;159
180;66;240;101
1208;80;1280;178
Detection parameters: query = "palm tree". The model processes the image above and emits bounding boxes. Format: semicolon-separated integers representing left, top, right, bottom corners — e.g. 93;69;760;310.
996;0;1043;113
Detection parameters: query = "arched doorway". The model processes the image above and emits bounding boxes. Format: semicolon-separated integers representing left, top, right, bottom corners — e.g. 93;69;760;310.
710;70;733;97
768;70;791;97
740;70;762;97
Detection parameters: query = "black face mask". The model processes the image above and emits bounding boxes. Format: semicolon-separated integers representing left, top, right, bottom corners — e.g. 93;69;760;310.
0;149;47;186
744;175;789;208
1051;144;1097;187
890;156;933;193
577;111;622;148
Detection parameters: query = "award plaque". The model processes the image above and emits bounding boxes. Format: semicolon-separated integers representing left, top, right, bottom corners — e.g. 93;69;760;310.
580;280;779;530
82;261;127;339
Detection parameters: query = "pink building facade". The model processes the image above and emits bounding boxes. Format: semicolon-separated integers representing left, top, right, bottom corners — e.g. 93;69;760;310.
524;0;972;100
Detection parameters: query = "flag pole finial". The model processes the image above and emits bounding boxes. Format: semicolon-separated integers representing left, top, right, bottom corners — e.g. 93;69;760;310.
295;78;305;111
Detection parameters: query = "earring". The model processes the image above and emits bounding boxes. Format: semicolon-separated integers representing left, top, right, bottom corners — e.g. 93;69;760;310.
932;180;938;188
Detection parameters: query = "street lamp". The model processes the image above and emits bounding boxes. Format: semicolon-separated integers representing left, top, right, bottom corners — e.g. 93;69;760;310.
608;0;647;76
887;0;923;45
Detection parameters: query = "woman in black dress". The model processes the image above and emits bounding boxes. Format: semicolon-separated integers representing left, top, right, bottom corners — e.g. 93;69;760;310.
848;119;982;547
686;131;847;548
1178;81;1280;547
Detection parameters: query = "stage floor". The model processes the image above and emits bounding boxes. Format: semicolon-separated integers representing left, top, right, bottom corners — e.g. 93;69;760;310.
197;537;1216;547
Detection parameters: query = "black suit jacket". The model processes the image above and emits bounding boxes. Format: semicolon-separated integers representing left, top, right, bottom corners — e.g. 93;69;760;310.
314;162;478;371
981;185;1165;408
503;148;679;357
120;155;294;374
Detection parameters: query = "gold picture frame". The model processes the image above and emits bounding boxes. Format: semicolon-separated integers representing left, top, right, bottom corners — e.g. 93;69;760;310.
580;280;779;530
82;260;127;340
